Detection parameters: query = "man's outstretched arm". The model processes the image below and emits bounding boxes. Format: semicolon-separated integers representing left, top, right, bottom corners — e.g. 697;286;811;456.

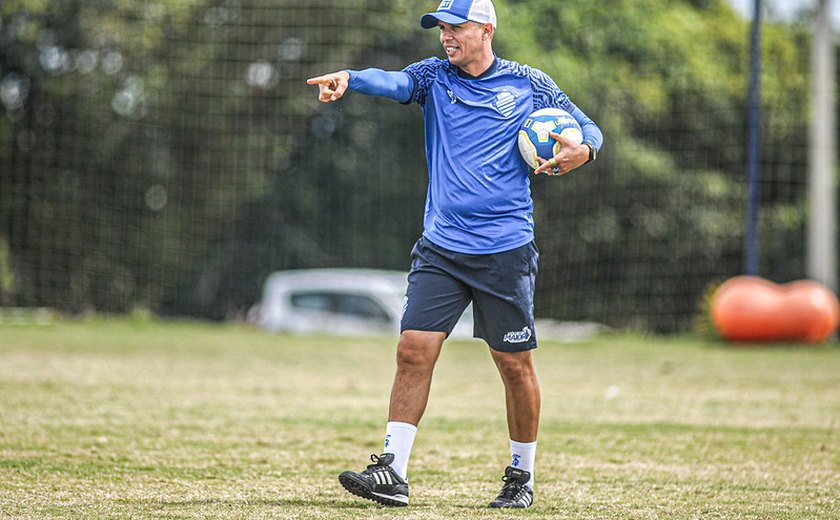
307;69;413;103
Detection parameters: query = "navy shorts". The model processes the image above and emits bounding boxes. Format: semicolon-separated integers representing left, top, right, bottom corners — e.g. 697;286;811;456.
400;237;539;352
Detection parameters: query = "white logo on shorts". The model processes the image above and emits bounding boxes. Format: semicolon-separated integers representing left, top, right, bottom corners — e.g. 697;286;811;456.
503;326;532;344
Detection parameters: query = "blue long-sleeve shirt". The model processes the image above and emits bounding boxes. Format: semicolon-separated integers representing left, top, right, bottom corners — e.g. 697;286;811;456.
346;57;603;254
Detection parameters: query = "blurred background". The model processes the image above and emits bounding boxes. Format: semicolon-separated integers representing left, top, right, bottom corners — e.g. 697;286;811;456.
0;0;835;333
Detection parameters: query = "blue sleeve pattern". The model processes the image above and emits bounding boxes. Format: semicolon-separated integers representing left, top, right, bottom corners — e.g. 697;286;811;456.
401;58;446;107
527;66;571;112
526;64;603;150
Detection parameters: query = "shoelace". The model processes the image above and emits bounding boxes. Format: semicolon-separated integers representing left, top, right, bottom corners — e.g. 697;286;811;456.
364;454;390;474
368;454;387;465
497;476;525;500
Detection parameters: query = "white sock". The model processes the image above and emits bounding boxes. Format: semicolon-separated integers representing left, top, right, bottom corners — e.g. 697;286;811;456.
383;421;417;481
510;439;537;490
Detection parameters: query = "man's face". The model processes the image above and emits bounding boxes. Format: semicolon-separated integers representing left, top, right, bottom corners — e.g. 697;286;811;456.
437;21;489;69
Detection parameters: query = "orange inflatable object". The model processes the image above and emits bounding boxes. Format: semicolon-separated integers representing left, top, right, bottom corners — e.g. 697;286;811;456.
711;276;840;343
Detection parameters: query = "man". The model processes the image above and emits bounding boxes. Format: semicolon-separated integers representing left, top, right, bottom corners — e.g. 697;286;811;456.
307;0;602;509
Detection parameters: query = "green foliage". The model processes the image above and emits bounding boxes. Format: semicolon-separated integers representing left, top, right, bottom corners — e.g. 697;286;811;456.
494;0;813;330
0;0;819;330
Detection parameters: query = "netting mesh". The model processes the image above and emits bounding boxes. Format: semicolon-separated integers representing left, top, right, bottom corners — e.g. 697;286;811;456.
0;0;825;331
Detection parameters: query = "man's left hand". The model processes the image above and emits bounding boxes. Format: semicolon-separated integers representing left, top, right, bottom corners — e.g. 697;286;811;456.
533;131;590;176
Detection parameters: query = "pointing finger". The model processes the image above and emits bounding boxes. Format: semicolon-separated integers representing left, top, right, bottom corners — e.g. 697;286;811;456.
306;76;329;85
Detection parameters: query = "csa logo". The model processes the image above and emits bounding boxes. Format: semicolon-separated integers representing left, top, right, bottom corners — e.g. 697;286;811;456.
512;454;521;467
495;90;516;117
385;434;391;448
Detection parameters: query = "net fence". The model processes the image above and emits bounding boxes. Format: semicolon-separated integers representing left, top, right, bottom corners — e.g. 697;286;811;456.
0;0;823;332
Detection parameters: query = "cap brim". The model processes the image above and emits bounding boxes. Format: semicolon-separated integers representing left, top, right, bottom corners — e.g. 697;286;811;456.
420;11;470;29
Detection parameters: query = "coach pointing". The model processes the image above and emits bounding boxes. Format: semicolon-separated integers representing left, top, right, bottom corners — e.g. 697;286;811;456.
308;0;602;509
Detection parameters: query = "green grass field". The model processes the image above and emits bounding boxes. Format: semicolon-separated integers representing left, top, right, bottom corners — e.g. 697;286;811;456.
1;318;838;519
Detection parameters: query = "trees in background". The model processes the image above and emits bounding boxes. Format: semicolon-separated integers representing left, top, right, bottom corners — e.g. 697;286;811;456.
0;0;818;330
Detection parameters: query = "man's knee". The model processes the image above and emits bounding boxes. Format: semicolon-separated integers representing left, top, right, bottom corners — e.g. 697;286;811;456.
493;351;537;383
396;330;445;370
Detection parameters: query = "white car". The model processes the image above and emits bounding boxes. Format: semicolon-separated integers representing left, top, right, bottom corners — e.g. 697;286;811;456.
251;268;474;338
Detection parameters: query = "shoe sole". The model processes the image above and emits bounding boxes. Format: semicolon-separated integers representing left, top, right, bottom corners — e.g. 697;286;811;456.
489;494;534;508
338;472;408;507
489;502;529;508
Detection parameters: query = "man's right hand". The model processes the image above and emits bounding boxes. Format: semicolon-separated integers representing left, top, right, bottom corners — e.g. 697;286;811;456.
306;71;350;102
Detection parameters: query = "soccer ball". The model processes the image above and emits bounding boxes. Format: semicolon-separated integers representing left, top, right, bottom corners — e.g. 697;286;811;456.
517;107;583;169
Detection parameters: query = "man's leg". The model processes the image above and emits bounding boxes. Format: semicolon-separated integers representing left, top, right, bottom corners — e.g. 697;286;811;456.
490;349;540;443
337;330;447;507
490;348;540;505
389;329;447;425
339;238;468;506
383;330;446;480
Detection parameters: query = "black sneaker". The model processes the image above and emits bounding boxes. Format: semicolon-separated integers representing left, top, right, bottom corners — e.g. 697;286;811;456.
338;453;409;507
488;466;533;508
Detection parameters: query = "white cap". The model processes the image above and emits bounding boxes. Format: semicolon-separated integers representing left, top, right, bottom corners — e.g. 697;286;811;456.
420;0;497;30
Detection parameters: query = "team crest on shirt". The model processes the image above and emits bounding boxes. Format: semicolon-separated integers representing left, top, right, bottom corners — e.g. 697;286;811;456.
495;89;516;117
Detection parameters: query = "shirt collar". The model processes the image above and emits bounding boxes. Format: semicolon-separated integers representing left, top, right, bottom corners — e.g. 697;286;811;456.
453;55;498;80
